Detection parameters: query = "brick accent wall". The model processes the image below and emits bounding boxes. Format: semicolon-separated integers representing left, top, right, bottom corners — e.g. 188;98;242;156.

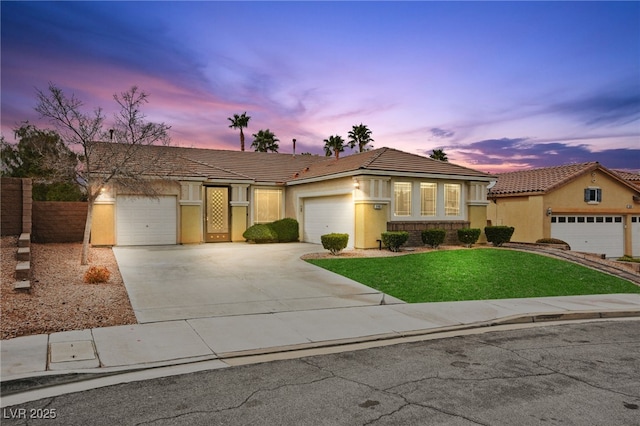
32;202;88;243
1;177;26;236
387;221;471;247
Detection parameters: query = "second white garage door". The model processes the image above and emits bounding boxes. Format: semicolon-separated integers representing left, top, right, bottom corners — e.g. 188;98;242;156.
303;195;354;248
551;215;623;258
116;196;177;246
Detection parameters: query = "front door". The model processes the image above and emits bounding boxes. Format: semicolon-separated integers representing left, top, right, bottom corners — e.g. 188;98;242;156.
205;186;230;242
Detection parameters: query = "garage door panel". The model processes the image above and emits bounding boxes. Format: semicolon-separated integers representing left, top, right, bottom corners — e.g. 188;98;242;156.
116;196;177;246
303;195;354;248
551;215;623;258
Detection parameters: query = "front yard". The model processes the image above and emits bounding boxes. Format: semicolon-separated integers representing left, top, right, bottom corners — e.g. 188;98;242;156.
1;236;137;339
306;248;640;303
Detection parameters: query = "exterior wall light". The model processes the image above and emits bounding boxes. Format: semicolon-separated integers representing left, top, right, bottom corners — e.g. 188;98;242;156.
546;207;552;216
353;180;360;189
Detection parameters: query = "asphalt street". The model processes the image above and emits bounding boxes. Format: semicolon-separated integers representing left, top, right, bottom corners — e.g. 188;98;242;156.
2;320;639;426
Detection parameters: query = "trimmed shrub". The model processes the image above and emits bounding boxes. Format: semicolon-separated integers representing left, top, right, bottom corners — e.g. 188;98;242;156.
458;228;481;248
321;233;349;255
485;226;515;247
84;266;110;284
243;224;278;243
270;218;299;242
421;228;446;249
381;231;409;252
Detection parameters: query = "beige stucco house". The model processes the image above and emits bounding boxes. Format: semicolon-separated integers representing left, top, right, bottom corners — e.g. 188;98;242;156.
487;162;640;258
90;143;494;249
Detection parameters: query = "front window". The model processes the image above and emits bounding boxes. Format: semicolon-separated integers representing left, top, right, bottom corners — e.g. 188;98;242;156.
420;183;437;216
584;187;602;204
394;182;412;216
444;183;461;216
254;188;282;223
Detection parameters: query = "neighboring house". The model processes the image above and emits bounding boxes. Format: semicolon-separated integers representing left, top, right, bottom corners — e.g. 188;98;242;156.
487;162;640;258
90;143;494;249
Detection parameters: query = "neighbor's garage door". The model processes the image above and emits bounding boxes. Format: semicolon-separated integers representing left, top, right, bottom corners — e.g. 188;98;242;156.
303;195;354;248
116;196;177;246
551;215;623;258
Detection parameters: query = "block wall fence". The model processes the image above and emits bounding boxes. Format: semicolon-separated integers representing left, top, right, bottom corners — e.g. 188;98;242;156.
1;177;87;242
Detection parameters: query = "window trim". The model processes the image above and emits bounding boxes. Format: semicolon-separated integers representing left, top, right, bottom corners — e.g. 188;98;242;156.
391;180;465;220
393;182;412;217
444;183;462;217
252;187;283;224
420;182;437;217
584;187;602;204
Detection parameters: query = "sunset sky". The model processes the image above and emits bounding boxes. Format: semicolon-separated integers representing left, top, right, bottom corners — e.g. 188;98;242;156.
2;1;639;173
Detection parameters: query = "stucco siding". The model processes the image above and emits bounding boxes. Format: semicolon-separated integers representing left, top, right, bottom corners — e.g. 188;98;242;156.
545;171;636;213
180;205;202;244
91;204;115;245
231;205;248;242
489;195;544;242
468;204;488;243
355;202;389;249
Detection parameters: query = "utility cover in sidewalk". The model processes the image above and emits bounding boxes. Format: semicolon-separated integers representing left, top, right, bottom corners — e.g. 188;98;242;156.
50;341;96;363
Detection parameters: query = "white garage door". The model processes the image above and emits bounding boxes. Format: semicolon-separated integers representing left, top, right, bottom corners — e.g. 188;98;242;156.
116;196;177;246
633;216;640;257
303;195;354;248
551;215;623;258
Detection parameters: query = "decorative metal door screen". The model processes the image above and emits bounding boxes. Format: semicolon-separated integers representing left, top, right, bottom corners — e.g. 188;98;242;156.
206;187;230;241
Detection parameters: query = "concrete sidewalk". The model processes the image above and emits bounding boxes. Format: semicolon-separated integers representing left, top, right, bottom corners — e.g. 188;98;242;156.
2;294;640;384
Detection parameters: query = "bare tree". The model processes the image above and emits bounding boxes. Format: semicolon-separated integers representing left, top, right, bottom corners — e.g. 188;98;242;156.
35;83;171;264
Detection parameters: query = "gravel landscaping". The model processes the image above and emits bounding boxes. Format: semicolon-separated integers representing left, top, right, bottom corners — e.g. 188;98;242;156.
1;236;137;340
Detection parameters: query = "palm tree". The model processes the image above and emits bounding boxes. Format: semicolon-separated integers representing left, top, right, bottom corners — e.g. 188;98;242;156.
251;129;279;152
429;149;448;162
227;112;251;151
323;135;345;159
348;124;374;152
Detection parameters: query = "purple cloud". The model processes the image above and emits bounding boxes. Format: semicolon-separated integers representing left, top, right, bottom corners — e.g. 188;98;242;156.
451;137;640;172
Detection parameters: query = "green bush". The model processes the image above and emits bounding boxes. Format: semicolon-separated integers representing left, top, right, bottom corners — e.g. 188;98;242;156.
381;231;409;252
421;228;446;248
270;218;299;242
485;226;515;247
458;228;481;248
33;182;86;201
243;224;278;243
321;233;349;255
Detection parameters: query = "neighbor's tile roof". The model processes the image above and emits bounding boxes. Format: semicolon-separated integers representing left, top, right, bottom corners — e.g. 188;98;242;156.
612;169;640;189
90;143;493;184
287;147;493;182
488;162;640;197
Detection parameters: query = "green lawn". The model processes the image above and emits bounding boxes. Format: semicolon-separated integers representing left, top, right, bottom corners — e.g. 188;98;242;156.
306;248;640;303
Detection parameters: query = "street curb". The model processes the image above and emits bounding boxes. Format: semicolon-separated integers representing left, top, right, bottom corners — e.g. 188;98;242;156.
3;311;639;398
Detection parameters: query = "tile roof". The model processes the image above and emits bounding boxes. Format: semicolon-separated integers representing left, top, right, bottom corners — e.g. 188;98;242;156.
488;162;640;197
90;142;493;184
287;147;494;182
612;169;640;189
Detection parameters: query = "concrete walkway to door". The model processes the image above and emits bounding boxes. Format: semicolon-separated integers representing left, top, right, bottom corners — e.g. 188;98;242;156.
113;243;404;323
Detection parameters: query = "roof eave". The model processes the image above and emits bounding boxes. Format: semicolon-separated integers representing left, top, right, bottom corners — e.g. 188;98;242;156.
287;169;494;185
488;190;546;198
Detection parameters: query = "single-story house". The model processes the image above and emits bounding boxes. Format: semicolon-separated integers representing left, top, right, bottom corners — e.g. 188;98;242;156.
487;162;640;258
90;143;494;248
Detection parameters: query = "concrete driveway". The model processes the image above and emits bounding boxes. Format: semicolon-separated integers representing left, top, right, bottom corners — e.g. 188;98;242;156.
113;243;403;323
